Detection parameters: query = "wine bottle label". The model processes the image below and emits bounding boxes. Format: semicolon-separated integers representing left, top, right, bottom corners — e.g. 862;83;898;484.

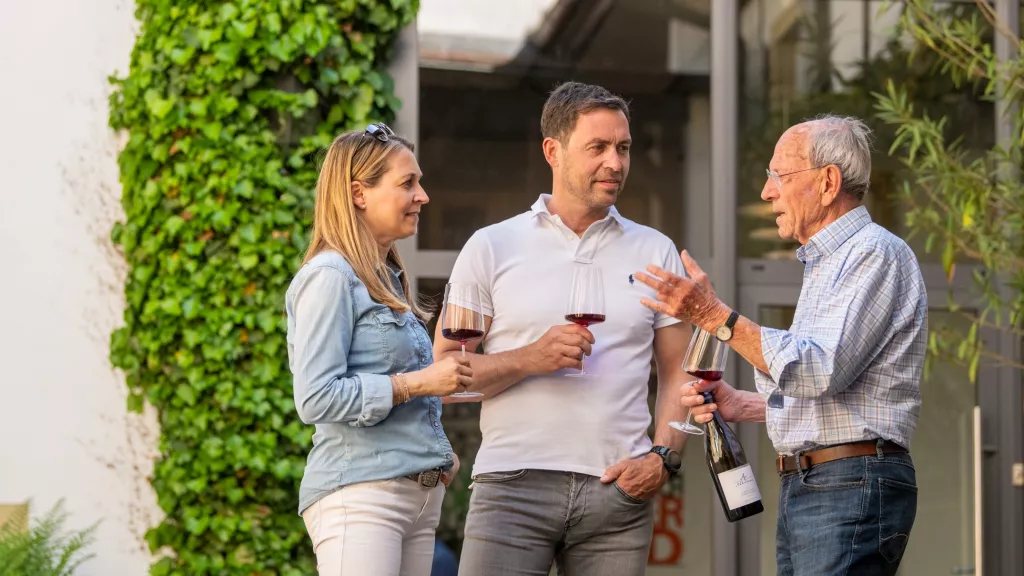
717;464;761;510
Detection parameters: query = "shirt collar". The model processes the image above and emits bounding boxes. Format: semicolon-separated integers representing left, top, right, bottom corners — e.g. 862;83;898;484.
796;206;872;263
382;257;403;280
529;194;626;229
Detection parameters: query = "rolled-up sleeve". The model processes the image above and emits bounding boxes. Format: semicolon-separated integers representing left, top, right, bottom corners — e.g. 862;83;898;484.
290;267;393;426
755;248;899;399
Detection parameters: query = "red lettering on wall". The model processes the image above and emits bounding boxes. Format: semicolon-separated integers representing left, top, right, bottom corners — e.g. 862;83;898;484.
648;494;684;565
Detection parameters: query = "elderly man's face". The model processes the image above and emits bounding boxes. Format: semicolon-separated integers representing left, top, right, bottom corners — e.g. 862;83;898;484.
761;125;830;244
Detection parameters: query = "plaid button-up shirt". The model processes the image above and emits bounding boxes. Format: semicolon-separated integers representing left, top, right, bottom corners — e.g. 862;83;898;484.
755;206;927;456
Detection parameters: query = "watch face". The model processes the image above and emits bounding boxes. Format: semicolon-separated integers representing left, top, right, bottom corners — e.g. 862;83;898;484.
667;450;682;470
716;326;732;340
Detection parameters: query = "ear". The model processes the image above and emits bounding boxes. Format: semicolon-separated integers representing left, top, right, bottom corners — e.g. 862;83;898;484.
351;181;366;210
820;164;843;207
542;137;561;168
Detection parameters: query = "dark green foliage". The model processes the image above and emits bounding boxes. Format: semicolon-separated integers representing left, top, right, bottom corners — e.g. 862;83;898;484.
107;1;417;573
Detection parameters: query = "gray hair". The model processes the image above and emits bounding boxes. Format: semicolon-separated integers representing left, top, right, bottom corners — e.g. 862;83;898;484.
805;115;873;201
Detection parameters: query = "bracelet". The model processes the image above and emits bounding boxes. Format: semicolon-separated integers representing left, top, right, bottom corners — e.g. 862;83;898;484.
391;373;410;404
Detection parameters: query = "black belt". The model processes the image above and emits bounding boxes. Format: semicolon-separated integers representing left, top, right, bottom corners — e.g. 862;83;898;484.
777;440;907;476
404;468;443;488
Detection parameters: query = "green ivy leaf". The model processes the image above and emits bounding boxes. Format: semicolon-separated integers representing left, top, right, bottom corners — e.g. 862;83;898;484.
144;89;175;119
239;254;260;270
175;384;196;407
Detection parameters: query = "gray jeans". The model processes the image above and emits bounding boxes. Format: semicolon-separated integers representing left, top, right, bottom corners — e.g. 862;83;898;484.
457;469;654;576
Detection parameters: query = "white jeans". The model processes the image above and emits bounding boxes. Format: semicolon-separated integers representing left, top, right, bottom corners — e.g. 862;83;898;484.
302;478;445;576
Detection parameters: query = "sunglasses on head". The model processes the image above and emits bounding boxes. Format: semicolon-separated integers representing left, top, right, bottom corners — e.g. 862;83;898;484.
365;122;395;142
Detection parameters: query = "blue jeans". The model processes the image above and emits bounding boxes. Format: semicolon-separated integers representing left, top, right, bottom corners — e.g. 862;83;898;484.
776;448;918;576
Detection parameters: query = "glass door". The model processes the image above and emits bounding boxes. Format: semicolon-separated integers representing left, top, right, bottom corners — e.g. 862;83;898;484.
737;285;995;576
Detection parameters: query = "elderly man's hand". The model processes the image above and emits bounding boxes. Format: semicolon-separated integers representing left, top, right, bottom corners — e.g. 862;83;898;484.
633;250;729;330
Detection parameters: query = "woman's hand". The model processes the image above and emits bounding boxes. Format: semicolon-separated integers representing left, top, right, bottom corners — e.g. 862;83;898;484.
441;453;460;488
407;356;473;397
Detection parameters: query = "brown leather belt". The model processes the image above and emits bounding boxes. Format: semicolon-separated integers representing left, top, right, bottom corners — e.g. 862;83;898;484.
776;440;907;475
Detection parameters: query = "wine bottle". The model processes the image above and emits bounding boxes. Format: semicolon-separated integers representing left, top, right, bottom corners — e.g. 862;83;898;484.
703;392;764;522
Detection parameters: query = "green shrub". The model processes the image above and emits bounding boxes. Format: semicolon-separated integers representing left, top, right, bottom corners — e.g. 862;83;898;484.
108;1;417;573
0;500;96;576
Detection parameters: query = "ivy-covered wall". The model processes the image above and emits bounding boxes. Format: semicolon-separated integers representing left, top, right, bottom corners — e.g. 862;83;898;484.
107;1;417;573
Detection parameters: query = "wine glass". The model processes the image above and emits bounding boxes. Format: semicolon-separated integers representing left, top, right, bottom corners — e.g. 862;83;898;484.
669;327;729;435
564;265;605;376
440;282;485;398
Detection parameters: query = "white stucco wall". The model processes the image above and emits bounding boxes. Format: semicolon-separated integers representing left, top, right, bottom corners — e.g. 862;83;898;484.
0;1;161;574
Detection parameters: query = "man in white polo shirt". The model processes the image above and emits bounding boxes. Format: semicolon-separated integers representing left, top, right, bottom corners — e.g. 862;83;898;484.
433;81;693;576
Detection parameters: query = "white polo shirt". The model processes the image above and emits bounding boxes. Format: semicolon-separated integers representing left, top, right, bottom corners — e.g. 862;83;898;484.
449;194;686;478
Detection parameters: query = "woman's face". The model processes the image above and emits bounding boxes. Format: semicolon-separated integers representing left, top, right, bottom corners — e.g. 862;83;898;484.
356;147;429;246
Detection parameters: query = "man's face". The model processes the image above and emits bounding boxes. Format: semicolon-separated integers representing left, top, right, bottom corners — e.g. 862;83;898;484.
761;125;828;244
557;108;631;210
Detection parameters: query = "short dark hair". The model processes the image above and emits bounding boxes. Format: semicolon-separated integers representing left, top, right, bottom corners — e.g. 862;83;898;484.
540;81;630;143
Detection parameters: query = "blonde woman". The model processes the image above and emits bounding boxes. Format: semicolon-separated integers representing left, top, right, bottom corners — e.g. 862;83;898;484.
286;123;472;576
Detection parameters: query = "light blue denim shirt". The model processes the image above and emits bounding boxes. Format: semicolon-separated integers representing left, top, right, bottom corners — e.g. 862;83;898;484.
285;250;453;514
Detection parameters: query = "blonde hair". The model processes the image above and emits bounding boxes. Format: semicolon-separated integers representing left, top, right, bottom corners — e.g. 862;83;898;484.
302;129;430;322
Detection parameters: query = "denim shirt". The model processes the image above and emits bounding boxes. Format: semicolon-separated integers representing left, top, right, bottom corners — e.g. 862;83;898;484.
285;250;453;514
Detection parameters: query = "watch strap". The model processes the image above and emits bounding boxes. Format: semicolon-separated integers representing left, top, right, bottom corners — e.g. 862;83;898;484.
724;309;739;329
650;446;680;474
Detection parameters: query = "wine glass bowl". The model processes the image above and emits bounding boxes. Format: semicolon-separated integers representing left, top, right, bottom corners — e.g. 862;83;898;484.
670;327;729;435
564;265;605;376
440;282;485;398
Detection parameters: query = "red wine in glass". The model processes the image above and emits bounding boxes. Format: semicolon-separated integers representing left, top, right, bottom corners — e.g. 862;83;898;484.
440;282;485;398
564;313;606;327
687;369;723;382
564;265;605;376
669;327;729;435
441;328;485;341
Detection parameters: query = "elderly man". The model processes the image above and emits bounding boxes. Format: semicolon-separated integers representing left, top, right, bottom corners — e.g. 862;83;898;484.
633;115;927;576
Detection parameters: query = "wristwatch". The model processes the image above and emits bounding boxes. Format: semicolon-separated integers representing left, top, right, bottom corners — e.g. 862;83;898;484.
650;446;681;476
715;310;740;342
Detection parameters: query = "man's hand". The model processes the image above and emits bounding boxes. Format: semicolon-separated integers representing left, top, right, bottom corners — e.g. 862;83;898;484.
633;250;730;330
440;453;460;488
600;453;667;501
682;379;743;423
521;324;595;375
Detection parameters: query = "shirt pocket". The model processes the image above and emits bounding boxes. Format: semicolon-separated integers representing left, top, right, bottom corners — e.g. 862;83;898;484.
373;308;417;367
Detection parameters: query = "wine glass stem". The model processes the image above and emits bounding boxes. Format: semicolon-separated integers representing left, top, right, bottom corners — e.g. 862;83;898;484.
580;353;585;375
460;342;466;358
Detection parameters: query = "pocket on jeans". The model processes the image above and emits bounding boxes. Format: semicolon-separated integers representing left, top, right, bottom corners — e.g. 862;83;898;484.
613;482;648;505
471;469;529;484
799;458;867;491
878;477;918;564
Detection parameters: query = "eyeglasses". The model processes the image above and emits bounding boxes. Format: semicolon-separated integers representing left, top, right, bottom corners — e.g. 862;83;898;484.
766;166;826;191
365;122;395;142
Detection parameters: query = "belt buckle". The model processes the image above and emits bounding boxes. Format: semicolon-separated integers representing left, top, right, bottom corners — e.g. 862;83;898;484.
776;454;811;475
417;469;441;488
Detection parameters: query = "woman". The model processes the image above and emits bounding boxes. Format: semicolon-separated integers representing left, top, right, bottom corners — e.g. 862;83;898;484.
286;122;472;576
